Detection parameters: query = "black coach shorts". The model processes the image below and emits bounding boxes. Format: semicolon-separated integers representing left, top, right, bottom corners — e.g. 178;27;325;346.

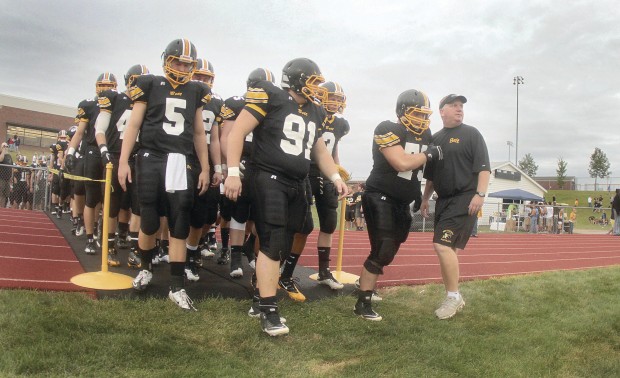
433;193;477;250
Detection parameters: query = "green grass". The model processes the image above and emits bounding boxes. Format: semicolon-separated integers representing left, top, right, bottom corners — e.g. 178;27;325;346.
1;267;619;377
545;189;615;231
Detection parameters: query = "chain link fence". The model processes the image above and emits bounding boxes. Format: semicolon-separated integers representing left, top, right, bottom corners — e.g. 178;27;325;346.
0;163;52;212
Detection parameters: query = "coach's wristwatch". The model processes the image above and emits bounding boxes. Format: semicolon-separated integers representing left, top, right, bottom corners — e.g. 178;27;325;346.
476;191;486;197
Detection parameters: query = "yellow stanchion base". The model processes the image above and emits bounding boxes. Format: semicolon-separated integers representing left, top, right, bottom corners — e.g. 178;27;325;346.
71;271;134;290
309;271;360;284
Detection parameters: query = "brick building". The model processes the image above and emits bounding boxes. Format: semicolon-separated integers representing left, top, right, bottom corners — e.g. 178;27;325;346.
0;94;75;156
534;176;576;190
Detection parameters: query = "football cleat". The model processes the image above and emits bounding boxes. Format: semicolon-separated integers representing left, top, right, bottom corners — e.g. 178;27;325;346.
169;288;197;311
200;243;215;258
84;240;97;255
317;272;344;290
248;302;287;323
75;224;85;237
127;249;142;269
260;311;289;337
354;301;383;321
107;247;121;267
116;234;130;249
185;266;200;282
217;248;230;265
208;240;218;252
278;277;306;302
132;270;153;291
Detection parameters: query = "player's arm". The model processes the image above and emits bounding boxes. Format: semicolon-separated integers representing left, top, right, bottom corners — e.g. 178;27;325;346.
223;109;258;201
381;145;430;172
219;120;233;177
193;106;210;195
420;179;434;218
118;102;146;190
68;121;86;156
312;137;349;198
94;109;113;165
209;119;222;186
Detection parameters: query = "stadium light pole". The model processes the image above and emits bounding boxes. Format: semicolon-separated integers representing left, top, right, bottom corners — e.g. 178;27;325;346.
513;76;524;165
507;140;513;162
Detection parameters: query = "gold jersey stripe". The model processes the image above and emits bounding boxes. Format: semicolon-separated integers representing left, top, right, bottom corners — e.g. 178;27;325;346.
129;86;144;100
97;97;112;108
374;132;400;147
246;103;266;117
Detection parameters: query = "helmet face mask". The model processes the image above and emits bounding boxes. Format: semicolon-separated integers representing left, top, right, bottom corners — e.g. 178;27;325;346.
96;72;118;95
396;89;432;135
162;39;197;86
57;130;68;141
281;58;327;104
193;58;215;88
320;81;346;114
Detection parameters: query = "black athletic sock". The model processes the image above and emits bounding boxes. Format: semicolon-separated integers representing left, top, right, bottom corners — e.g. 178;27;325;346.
220;227;230;250
161;239;169;254
87;234;94;242
169;262;185;291
139;246;157;271
118;222;129;235
230;245;244;265
259;296;278;314
129;231;138;249
243;233;256;261
281;253;300;280
318;247;331;276
358;290;373;304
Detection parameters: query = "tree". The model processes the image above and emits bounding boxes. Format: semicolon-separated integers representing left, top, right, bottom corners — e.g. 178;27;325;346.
588;147;611;191
556;157;568;189
518;153;538;177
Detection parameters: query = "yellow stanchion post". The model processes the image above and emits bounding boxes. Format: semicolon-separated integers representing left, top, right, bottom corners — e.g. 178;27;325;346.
71;162;134;290
310;198;359;284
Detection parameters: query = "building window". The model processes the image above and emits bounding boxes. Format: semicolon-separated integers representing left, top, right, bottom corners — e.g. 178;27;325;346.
7;125;58;148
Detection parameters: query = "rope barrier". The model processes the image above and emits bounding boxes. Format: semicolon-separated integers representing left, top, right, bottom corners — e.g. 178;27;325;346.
48;168;107;183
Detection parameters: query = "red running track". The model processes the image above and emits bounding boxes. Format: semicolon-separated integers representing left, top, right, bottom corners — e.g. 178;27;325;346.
0;208;92;293
298;230;620;288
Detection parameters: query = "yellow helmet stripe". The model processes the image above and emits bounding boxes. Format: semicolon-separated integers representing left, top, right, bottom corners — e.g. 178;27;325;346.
182;39;190;57
265;69;272;83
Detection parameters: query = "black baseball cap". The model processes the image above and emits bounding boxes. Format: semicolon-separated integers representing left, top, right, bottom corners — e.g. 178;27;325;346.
439;94;467;109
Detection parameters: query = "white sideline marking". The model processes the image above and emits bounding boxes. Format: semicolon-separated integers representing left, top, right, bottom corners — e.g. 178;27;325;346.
0;277;74;284
0;241;68;248
0;255;79;263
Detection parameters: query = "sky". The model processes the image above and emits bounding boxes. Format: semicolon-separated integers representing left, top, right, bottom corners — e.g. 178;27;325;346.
1;0;619;183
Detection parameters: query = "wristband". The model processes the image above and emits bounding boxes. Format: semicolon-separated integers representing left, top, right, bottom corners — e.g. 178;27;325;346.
228;167;240;177
67;147;76;156
329;173;343;183
222;164;227;171
100;145;108;154
214;164;222;173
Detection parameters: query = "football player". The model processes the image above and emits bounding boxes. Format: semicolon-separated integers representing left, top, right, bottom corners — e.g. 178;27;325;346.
94;64;150;267
67;125;86;236
354;89;442;321
49;130;69;218
224;58;348;336
279;81;350;301
184;57;223;282
118;38;211;311
220;68;275;283
66;73;118;254
11;155;30;209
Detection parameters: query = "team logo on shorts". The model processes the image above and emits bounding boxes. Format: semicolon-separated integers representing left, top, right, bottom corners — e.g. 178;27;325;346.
440;229;454;243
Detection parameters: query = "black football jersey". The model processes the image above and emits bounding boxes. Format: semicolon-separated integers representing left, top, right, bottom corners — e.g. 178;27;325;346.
309;113;350;177
128;75;211;155
220;95;254;160
97;89;134;155
423;123;490;198
244;81;325;181
76;98;100;148
201;91;223;146
49;141;68;169
366;120;432;204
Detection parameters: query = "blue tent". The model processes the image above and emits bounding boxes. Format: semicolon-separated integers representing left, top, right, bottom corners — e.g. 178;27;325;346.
488;188;543;202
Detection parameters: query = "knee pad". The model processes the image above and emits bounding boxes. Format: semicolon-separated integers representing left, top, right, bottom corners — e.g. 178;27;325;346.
298;209;314;235
84;182;102;208
318;206;337;234
140;206;160;236
365;237;398;275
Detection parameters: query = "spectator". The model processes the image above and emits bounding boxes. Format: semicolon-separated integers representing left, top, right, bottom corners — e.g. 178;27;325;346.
612;189;620;236
557;208;565;234
601;212;607;226
568;208;576;234
1;142;14;207
574;198;579;207
7;137;15;152
545;202;554;233
529;204;539;234
587;196;592;208
471;208;482;237
13;134;20;152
